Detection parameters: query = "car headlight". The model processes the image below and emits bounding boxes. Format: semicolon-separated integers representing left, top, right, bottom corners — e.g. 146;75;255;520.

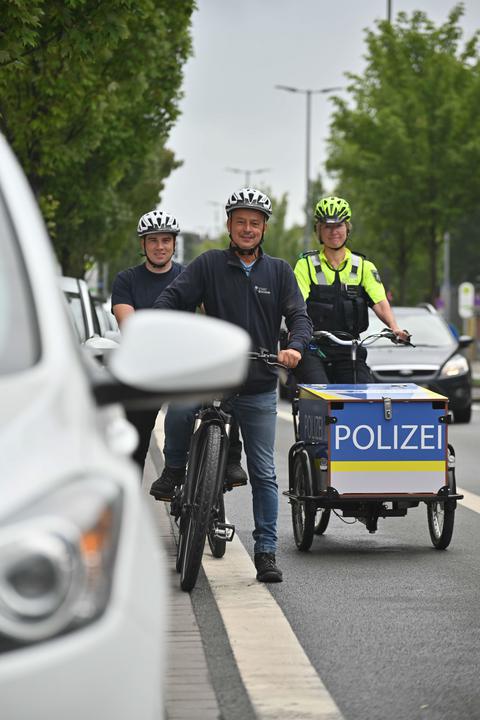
0;478;122;646
439;353;469;378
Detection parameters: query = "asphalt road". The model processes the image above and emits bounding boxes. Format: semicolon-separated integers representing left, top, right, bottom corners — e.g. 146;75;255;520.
215;402;480;720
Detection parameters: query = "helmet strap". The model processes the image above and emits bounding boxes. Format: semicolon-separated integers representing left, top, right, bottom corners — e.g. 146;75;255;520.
229;231;264;256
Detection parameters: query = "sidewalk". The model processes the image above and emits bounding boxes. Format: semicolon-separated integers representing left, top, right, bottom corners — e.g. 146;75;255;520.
144;437;220;720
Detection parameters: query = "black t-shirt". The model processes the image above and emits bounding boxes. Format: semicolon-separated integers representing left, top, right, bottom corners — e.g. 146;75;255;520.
111;262;184;311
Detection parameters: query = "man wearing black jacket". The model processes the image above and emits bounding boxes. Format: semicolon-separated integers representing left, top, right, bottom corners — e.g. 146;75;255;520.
151;188;311;583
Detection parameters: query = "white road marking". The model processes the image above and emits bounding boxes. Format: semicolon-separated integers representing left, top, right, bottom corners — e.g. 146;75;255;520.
202;537;344;720
277;408;294;423
457;487;480;514
154;411;343;719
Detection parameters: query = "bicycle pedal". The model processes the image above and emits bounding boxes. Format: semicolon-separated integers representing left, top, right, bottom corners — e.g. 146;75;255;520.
212;522;235;542
223;478;248;492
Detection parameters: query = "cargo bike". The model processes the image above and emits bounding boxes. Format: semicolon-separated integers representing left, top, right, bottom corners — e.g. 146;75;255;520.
284;330;463;551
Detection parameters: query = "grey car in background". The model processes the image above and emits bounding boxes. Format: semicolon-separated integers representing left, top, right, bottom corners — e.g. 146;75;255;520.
364;305;473;423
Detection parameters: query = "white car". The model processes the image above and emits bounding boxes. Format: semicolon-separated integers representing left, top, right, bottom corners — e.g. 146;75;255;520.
0;133;250;719
60;275;121;361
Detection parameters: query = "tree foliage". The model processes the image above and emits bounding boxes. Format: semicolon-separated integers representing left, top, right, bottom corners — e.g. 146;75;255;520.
327;4;480;303
0;0;195;276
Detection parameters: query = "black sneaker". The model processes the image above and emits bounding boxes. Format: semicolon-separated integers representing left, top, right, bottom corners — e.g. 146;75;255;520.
150;466;186;501
254;553;283;583
224;462;248;490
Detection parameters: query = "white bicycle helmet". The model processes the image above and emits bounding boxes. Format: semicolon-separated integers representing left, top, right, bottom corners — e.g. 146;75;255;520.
225;187;272;219
137;210;180;237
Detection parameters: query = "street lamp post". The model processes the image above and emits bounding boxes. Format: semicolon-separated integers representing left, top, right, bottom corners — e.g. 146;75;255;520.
275;85;343;251
226;167;270;187
442;231;451;323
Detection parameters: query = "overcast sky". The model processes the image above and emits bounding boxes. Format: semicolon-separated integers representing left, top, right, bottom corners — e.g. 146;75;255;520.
160;1;480;236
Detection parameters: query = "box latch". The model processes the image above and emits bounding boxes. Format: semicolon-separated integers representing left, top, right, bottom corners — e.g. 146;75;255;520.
383;397;392;420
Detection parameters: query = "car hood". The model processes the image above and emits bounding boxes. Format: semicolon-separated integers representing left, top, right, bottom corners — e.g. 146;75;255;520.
366;344;456;370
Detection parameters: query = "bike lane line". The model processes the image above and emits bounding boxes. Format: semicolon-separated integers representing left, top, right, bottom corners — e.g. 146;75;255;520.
457;487;480;514
154;411;342;719
202;537;344;720
278;408;480;516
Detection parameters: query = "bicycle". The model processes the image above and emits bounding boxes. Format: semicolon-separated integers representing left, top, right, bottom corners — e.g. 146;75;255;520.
171;349;284;592
286;328;463;552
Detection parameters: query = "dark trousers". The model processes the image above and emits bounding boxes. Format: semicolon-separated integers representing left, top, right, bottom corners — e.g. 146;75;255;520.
126;408;159;470
126;407;243;471
294;344;373;385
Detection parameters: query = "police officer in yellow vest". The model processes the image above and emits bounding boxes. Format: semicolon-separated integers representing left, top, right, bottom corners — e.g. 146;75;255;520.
293;196;410;384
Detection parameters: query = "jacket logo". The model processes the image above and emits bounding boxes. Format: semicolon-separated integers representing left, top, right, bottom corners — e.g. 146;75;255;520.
255;285;271;295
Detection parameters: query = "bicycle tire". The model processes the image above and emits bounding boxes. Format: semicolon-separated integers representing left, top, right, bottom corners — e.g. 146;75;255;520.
314;508;331;535
427;457;457;550
175;513;188;573
291;451;316;552
207;491;226;559
180;424;221;591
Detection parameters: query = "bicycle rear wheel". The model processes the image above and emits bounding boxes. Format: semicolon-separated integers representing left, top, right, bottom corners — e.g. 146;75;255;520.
427;447;457;550
180;424;222;591
314;508;331;535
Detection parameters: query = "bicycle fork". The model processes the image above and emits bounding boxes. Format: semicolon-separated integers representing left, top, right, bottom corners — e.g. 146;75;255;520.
209;407;236;543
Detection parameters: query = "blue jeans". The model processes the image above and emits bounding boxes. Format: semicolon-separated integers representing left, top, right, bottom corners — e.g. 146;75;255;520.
164;391;278;555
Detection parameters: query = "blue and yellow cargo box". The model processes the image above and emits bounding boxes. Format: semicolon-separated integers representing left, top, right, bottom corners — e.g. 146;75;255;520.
298;383;449;495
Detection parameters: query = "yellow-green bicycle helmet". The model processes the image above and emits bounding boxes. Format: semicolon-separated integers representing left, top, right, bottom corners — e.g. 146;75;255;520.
314;196;351;224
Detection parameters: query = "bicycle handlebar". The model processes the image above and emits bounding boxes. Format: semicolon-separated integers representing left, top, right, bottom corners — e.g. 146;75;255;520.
312;328;415;348
248;348;287;368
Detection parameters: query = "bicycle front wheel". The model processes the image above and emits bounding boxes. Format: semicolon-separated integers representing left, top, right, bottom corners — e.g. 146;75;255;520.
180;424;222;591
291;450;316;552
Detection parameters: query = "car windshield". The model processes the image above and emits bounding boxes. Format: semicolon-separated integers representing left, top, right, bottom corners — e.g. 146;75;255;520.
0;190;40;374
363;309;455;348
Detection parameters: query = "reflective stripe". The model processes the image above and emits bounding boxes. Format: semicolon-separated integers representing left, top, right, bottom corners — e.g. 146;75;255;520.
311;252;362;285
311;253;329;285
349;253;360;281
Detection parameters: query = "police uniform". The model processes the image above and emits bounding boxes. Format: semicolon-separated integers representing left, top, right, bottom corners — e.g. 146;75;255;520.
293;246;386;384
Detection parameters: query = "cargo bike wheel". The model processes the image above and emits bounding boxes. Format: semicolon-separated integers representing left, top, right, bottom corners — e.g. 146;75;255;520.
314;508;331;535
427;444;457;550
291;450;316;551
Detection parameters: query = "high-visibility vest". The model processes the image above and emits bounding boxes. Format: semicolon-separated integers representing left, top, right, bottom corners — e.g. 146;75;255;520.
304;251;370;337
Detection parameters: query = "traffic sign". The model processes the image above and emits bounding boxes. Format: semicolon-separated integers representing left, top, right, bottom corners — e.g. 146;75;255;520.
458;281;475;319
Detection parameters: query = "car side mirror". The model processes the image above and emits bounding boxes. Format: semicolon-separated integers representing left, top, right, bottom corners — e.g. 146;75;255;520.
93;310;250;407
104;330;121;343
458;335;473;349
85;335;121;362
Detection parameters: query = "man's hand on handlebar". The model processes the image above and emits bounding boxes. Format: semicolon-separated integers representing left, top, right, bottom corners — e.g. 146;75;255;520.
278;348;302;369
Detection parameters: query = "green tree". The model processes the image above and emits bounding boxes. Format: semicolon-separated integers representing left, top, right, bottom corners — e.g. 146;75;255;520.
327;4;480;304
0;0;195;276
